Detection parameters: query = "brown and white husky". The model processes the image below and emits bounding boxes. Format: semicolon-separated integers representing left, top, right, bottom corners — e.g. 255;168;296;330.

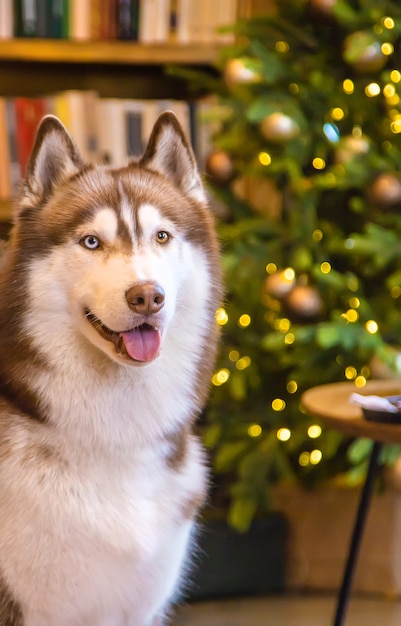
0;112;222;625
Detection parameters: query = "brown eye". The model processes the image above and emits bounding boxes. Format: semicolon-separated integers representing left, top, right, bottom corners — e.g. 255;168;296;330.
156;231;170;244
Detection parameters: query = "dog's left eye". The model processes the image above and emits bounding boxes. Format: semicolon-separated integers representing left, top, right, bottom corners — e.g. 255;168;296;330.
156;231;170;244
81;235;100;250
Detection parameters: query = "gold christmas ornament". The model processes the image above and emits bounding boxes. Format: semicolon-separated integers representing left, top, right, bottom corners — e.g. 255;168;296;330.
224;58;262;87
264;270;296;300
260;112;300;143
334;135;370;164
205;150;235;186
286;285;323;319
370;173;401;206
309;0;337;17
343;31;387;73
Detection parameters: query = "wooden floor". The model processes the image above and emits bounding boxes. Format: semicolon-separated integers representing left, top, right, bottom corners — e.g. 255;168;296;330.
173;594;401;625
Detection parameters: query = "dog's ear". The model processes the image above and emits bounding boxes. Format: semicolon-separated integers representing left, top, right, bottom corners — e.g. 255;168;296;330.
20;115;84;211
140;112;206;204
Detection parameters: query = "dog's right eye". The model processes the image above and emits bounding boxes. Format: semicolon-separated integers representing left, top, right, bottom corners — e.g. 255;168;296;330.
81;235;100;250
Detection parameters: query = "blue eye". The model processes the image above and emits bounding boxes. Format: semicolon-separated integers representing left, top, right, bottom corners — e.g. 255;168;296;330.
82;235;100;250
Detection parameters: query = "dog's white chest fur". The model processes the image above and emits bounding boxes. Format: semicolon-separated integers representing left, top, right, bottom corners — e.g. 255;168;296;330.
1;378;207;625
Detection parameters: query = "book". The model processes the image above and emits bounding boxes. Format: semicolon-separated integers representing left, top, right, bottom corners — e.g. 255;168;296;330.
69;0;91;40
54;90;98;161
139;0;171;43
14;0;38;37
117;0;139;40
0;0;13;39
176;0;237;43
175;0;194;43
0;98;12;200
214;0;237;43
101;0;118;39
14;97;48;177
5;99;21;196
96;98;127;167
40;0;69;38
125;100;145;158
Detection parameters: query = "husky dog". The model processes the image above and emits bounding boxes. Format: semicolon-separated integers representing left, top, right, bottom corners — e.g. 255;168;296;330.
0;112;222;625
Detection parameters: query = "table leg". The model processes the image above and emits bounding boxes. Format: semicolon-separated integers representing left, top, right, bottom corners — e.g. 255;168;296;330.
333;440;382;626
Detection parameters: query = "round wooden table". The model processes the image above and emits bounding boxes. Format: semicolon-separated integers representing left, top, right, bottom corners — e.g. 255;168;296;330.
301;379;401;626
301;379;401;444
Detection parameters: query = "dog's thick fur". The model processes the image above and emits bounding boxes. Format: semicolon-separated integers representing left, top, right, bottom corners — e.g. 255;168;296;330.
0;112;222;625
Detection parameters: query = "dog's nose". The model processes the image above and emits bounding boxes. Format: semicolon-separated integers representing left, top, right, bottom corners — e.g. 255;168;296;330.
126;282;165;315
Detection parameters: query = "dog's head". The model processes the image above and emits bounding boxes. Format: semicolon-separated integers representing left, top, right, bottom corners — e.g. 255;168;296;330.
10;113;221;368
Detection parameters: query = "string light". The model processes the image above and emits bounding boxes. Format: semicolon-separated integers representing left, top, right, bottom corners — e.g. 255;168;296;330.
276;41;289;53
347;276;359;291
355;376;367;388
387;94;400;106
287;380;298;394
259;151;271;166
345;366;357;380
284;333;295;345
236;356;251;370
331;107;344;121
312;229;323;241
238;314;251;328
320;262;331;274
365;83;380;97
212;369;230;386
313;157;326;170
349;297;360;308
277;318;291;332
384;84;396;98
310;449;322;465
381;43;394;55
272;398;286;411
248;424;262;438
229;349;240;362
266;262;277;274
365;320;378;334
299;452;310;467
342;309;359;322
383;16;395;29
215;307;228;325
308;425;322;439
277;428;291;441
323;123;340;143
391;70;401;83
390;119;401;133
283;267;295;281
343;79;354;94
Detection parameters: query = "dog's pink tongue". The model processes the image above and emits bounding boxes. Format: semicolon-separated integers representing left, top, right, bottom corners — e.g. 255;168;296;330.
121;327;161;362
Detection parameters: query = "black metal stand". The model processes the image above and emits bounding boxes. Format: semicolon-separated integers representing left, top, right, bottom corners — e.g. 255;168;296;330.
333;440;383;626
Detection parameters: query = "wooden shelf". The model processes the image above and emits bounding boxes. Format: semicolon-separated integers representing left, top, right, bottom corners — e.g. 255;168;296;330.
0;39;221;65
0;200;13;225
0;40;220;99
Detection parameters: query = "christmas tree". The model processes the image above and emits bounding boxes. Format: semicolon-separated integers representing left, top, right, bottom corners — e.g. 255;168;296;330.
189;0;401;531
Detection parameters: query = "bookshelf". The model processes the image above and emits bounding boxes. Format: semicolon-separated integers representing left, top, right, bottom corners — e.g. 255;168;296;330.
0;40;219;99
0;39;220;223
